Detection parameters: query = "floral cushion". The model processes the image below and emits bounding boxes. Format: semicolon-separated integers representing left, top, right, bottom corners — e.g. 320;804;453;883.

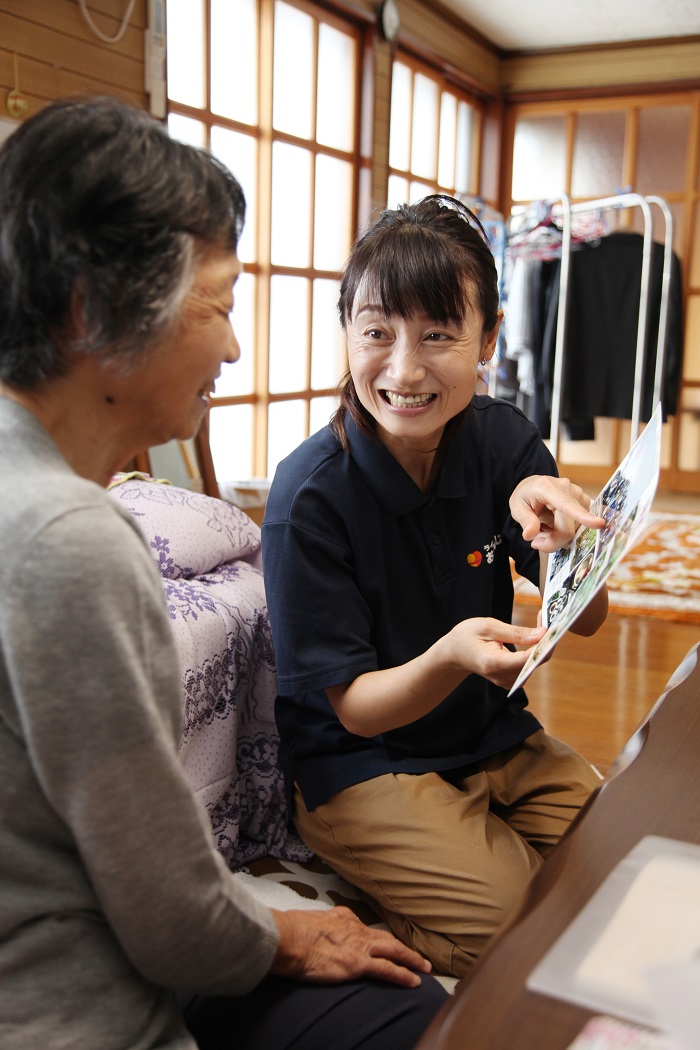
108;475;311;870
109;474;262;578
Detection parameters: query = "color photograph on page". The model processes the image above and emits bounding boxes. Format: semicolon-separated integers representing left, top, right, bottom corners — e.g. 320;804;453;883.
508;404;662;697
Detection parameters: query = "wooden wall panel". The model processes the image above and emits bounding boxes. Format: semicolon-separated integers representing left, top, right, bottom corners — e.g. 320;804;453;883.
501;39;700;98
399;0;500;97
370;40;393;212
0;0;148;122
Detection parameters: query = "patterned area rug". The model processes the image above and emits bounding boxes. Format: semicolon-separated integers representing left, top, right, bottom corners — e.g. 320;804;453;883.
513;512;700;624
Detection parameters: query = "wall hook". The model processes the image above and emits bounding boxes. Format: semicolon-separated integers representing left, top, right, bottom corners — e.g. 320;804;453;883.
6;53;28;119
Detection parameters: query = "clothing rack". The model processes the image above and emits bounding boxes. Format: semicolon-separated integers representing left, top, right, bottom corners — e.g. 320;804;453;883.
507;192;673;459
457;195;506;397
644;195;674;413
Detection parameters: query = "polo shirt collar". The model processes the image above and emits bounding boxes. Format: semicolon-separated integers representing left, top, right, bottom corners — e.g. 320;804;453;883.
344;410;470;516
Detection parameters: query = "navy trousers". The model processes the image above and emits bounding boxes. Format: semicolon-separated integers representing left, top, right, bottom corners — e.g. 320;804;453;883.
184;974;447;1050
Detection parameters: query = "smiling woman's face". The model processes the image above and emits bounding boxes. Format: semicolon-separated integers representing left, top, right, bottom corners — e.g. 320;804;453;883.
114;247;243;448
345;286;500;458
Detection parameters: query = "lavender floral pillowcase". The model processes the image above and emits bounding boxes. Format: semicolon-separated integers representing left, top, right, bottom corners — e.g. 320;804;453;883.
108;473;262;578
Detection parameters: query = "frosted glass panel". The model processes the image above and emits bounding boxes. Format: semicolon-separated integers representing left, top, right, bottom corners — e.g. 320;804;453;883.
637;106;690;195
215;272;255;397
314;155;353;271
438;92;457;189
358;165;372;225
209;405;254;481
410;180;434;203
310;395;337;433
273;2;313;139
571;111;625;199
512;115;566;201
168;114;206;148
410;73;439;181
455;101;475;195
389;62;412;172
388;175;409;209
269;276;309;393
268;400;306;477
211;126;258;264
317;23;355;151
271;143;312;266
167;0;206;107
311;278;344;390
211;0;257;125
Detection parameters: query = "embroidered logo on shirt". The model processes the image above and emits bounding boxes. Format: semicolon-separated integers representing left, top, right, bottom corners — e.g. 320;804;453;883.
483;534;502;564
467;534;501;567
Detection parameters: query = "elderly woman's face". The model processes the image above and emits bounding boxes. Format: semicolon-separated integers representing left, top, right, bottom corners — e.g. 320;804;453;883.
346;285;500;453
123;247;242;445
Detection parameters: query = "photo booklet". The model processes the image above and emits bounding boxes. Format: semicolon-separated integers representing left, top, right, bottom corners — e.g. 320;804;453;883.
508;403;662;697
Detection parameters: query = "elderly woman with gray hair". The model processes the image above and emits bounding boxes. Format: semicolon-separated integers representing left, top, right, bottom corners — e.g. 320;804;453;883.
0;97;446;1050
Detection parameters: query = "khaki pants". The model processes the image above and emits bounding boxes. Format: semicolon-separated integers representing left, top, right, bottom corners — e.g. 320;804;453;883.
294;730;599;978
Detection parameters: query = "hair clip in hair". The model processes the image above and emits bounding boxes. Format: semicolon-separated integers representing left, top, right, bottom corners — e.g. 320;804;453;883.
429;194;490;244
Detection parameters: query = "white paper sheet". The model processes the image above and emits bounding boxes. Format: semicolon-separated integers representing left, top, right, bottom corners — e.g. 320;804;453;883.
526;836;700;1029
575;856;700;1001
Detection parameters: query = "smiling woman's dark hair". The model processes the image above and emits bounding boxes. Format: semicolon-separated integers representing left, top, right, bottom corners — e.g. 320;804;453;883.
0;96;246;388
332;195;499;448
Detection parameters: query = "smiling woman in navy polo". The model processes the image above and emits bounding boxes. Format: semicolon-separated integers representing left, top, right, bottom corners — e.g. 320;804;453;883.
262;195;608;980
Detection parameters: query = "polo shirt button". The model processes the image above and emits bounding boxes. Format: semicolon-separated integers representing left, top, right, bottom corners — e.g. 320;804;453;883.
431;533;441;545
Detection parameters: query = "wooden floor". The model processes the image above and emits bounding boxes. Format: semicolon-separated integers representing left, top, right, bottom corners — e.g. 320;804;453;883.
513;602;699;774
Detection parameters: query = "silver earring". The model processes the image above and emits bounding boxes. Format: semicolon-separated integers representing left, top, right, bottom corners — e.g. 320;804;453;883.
479;358;486;365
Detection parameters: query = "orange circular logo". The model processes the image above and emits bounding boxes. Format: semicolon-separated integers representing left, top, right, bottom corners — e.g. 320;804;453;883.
467;550;482;567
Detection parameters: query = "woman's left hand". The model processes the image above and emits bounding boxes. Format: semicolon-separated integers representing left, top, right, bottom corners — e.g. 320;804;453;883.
510;475;605;553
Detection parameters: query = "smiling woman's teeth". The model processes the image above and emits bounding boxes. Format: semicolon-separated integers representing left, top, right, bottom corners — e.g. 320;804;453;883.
384;391;435;408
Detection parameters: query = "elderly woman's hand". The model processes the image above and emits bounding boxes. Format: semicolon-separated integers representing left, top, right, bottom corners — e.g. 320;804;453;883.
270;906;432;987
510;475;605;553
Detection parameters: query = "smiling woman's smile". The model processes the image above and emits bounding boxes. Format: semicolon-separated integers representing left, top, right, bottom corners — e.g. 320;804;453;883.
381;390;437;408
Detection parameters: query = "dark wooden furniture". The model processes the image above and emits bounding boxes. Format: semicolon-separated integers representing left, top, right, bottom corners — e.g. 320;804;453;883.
415;642;700;1050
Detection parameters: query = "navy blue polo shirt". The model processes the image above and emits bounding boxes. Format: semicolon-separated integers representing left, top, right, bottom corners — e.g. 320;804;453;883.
262;397;557;812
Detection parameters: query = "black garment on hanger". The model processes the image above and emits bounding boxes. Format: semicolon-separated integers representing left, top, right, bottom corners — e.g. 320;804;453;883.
530;258;561;438
540;231;683;437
